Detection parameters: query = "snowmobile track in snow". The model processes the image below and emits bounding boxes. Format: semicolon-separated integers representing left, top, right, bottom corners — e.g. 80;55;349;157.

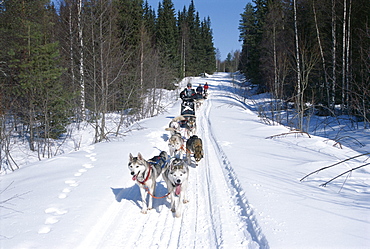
78;90;268;249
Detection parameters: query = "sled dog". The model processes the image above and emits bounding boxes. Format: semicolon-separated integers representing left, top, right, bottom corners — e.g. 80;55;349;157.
184;116;196;138
195;98;204;110
168;131;184;158
165;116;185;135
148;151;170;170
128;152;165;214
162;158;189;218
186;135;204;165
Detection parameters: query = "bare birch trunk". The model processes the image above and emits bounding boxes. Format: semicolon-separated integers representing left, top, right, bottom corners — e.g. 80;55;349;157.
331;0;337;111
90;6;98;142
100;12;106;142
69;2;75;89
341;0;347;111
293;0;303;130
140;26;144;90
273;24;278;99
346;0;352;110
182;34;186;78
78;0;85;120
313;0;329;107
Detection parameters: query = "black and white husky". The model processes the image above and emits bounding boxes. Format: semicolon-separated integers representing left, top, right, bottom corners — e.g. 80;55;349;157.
162;158;189;218
184;116;196;138
168;131;184;158
128;151;168;214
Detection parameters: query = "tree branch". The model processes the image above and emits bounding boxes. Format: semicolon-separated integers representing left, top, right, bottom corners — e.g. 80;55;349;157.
320;162;370;187
300;152;370;182
266;130;311;139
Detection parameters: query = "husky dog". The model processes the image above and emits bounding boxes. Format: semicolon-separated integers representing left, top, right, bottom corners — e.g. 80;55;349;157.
168;131;184;158
162;158;189;218
186;135;204;165
184;116;196;138
148;151;170;169
165;116;185;135
128;152;164;214
195;98;204;110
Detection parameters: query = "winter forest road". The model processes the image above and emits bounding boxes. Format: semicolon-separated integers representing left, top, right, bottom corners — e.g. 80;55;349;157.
2;73;368;249
78;74;268;249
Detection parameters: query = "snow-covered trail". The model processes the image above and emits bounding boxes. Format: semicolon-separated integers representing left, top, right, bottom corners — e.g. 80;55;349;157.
80;74;264;248
3;73;369;249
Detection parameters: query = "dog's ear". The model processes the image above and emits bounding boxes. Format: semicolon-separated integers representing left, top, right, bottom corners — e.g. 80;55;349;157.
169;159;176;170
129;153;133;161
137;152;143;160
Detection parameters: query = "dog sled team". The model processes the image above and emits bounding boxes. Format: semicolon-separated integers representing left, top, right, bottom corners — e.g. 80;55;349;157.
127;82;207;217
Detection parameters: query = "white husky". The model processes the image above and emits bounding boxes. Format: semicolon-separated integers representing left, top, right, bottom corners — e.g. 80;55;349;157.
162;158;189;218
168;131;184;158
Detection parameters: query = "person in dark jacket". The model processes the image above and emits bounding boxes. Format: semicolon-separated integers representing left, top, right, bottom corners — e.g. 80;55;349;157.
180;83;196;115
180;83;196;101
196;84;203;95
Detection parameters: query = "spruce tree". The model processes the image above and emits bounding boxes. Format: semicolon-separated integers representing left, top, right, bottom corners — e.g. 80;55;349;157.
239;0;268;86
117;0;144;50
200;16;216;74
156;0;179;74
1;0;68;144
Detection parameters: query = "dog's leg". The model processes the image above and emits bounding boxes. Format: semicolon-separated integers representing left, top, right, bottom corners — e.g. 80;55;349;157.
170;193;176;213
152;183;156;197
147;185;153;211
186;151;191;165
139;187;148;214
183;182;189;204
175;193;182;218
175;149;180;159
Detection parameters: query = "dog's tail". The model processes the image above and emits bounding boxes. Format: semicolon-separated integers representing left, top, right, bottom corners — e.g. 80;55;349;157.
173;115;185;122
165;127;176;132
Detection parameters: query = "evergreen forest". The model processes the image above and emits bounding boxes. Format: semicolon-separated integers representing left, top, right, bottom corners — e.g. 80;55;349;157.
0;0;215;170
1;0;369;171
239;0;370;131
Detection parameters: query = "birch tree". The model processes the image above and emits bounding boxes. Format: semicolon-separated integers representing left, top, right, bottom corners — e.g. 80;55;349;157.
77;0;85;120
330;0;337;111
293;0;304;130
341;0;347;111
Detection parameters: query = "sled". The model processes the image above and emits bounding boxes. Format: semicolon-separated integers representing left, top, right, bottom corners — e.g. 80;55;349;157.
180;99;195;116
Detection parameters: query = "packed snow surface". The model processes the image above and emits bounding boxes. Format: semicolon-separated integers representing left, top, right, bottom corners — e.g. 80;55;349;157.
1;73;369;249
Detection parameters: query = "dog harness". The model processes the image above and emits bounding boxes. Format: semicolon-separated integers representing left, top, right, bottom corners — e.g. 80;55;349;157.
148;155;171;168
137;165;151;185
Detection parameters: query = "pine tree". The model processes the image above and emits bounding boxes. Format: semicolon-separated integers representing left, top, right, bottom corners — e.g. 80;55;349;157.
200;17;216;74
1;0;69;150
117;0;144;50
143;0;156;44
239;3;257;82
182;1;202;75
156;0;179;73
239;0;268;86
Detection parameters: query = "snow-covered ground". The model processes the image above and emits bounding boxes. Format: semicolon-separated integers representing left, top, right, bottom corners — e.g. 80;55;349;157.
1;73;369;248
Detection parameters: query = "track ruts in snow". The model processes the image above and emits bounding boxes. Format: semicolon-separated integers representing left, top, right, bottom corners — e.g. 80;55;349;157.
200;95;269;248
79;82;267;248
